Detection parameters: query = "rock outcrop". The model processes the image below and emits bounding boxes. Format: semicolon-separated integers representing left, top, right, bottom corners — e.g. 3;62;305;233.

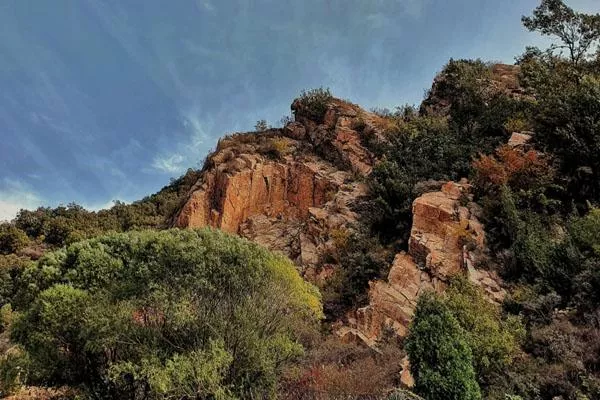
173;98;383;271
421;63;525;116
342;180;505;343
173;91;507;344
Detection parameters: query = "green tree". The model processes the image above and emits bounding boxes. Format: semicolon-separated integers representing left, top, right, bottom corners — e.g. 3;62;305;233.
406;292;481;400
10;229;322;399
444;278;524;389
522;0;600;66
293;87;333;122
0;224;29;255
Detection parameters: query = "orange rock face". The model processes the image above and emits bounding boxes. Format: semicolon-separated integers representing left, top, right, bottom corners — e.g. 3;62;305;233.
175;157;337;233
343;180;505;343
174;98;380;270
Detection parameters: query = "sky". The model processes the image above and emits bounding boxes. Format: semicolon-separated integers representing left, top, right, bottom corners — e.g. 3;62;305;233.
1;0;599;221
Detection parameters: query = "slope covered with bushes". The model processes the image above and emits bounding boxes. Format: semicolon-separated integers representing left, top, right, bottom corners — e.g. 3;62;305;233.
2;229;321;399
1;1;600;399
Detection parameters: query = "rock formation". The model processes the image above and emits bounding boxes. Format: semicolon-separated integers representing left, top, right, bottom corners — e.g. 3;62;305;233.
341;180;505;344
173;73;511;344
420;63;525;116
173;98;384;272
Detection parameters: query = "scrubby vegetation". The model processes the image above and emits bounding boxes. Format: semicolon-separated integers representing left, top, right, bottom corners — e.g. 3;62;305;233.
406;292;482;400
1;1;600;399
1;229;321;399
294;87;333;122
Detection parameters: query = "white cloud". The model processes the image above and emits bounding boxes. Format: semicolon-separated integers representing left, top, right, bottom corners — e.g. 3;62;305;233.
0;179;43;222
150;111;210;175
82;199;122;212
152;153;186;174
200;0;215;13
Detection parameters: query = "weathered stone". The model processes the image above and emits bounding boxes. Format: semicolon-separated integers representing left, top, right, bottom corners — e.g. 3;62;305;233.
508;132;533;147
346;181;505;343
174;97;379;271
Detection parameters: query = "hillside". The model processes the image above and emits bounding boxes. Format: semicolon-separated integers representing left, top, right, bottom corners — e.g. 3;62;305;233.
2;1;600;398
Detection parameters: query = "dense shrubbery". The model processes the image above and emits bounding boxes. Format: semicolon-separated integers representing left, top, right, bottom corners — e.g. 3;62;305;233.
6;168;202;252
365;59;523;246
294;87;333;122
4;229;321;399
321;228;393;317
406;292;482;400
406;279;524;399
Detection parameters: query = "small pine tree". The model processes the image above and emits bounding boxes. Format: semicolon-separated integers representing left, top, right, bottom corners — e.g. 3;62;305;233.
406;292;482;400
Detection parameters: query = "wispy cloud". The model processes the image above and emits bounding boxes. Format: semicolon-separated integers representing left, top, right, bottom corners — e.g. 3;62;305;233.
0;179;43;222
152;153;186;174
198;0;216;13
151;111;212;175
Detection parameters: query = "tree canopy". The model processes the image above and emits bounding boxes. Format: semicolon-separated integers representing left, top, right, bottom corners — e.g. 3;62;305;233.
7;229;322;399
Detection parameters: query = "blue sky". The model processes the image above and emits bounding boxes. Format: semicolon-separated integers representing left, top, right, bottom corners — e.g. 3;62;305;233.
1;0;598;220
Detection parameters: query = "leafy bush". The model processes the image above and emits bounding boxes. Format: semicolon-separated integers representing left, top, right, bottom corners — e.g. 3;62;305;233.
0;255;30;309
406;292;482;400
0;224;29;255
444;278;524;389
9;229;322;399
266;137;292;159
295;87;333;122
322;229;392;317
8;169;203;250
504;116;532;133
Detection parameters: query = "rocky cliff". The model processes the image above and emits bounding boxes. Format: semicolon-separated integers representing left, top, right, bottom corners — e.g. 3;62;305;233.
173;98;385;272
174;71;512;343
340;180;505;345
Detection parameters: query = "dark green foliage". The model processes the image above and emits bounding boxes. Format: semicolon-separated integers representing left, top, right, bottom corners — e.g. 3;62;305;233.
0;224;28;255
534;74;600;204
11;169;202;250
14;284;92;384
10;229;322;399
406;292;482;400
365;59;527;246
366;115;462;243
522;0;600;66
322;229;392;317
0;255;30;309
295;87;333;122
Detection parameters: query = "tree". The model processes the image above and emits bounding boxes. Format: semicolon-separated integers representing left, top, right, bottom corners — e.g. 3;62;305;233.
406;292;481;400
444;278;524;389
10;229;322;399
522;0;600;66
255;119;269;131
0;224;28;255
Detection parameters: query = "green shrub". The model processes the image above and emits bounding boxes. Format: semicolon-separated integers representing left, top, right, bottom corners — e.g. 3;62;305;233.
444;278;525;389
0;224;29;255
406;292;482;400
266;137;292;159
322;229;391;317
10;229;322;399
295;87;333;122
